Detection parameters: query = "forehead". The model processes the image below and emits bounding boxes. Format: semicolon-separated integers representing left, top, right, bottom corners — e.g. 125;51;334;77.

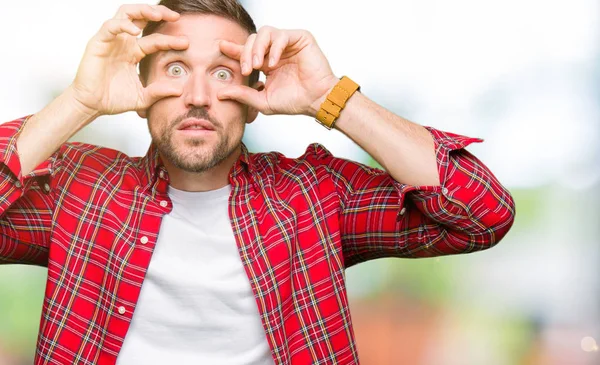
156;13;250;50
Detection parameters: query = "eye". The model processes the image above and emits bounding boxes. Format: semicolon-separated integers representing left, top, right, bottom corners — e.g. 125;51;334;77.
167;64;186;77
214;69;233;81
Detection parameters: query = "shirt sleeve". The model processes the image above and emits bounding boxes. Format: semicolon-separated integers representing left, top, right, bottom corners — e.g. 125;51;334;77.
0;116;57;266
316;127;515;267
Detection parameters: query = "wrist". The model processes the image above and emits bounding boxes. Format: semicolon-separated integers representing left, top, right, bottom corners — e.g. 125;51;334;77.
307;76;339;118
64;85;102;124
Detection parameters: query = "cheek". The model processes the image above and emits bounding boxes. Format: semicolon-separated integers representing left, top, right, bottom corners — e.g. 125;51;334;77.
219;99;248;118
148;97;179;126
216;105;246;135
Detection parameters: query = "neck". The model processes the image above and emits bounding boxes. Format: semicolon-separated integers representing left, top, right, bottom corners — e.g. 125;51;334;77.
161;146;242;192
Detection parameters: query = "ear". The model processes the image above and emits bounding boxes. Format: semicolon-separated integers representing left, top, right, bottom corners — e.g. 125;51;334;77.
245;81;264;124
137;74;148;119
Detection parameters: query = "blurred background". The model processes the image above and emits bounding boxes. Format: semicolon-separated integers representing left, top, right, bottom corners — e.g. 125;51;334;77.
0;0;598;364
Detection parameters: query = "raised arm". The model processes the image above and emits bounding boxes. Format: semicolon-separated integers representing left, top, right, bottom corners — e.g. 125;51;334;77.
215;26;515;263
1;4;188;264
17;4;187;175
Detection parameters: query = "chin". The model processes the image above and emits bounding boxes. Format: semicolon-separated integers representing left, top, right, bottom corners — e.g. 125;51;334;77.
169;143;237;173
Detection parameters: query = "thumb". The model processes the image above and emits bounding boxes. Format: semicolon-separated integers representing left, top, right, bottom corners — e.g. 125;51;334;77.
218;85;269;113
140;81;184;108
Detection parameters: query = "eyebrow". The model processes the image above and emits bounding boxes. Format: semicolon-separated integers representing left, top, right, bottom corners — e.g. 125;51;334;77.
154;49;187;62
155;49;237;66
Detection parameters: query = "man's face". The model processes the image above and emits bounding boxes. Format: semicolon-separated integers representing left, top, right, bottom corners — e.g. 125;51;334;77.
145;14;254;173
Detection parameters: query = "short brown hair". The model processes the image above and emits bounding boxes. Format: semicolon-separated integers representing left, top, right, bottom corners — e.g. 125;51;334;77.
139;0;259;85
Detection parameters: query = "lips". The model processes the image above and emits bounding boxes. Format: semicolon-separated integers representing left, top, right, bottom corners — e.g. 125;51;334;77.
177;118;216;131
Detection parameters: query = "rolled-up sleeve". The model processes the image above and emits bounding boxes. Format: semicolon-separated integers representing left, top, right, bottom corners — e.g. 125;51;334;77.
0;116;56;265
315;127;515;266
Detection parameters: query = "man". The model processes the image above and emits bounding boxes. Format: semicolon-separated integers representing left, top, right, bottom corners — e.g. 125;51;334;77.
0;0;515;364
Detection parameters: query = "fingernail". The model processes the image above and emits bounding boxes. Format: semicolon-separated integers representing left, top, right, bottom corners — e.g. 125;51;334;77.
242;63;248;74
253;55;259;68
268;57;275;68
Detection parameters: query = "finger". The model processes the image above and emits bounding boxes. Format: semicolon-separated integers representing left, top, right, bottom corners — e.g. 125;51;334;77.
138;34;189;56
141;80;184;108
267;33;289;68
115;4;179;22
240;34;257;76
151;4;181;21
218;85;269;112
117;4;180;30
219;40;243;61
97;19;141;42
251;27;273;70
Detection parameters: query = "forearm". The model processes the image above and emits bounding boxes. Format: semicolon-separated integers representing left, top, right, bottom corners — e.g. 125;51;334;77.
17;87;98;176
310;82;440;187
328;141;515;265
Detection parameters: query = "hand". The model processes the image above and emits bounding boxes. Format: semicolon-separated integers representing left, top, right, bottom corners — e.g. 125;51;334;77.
69;4;189;117
218;27;339;117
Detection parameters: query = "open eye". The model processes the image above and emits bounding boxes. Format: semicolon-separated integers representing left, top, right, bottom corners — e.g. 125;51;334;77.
214;69;233;81
167;64;186;77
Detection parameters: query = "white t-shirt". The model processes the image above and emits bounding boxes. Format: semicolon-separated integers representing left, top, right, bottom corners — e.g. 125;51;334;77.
116;185;273;365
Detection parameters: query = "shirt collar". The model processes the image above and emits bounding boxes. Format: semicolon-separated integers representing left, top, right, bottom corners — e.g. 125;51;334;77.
139;142;254;191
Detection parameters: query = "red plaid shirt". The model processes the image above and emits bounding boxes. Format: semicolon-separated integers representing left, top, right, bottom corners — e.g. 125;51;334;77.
0;116;514;364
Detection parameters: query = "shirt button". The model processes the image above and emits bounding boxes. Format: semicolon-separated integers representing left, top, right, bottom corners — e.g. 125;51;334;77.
140;236;149;245
442;187;449;196
159;200;168;208
43;183;51;193
117;306;126;315
399;207;407;216
14;181;22;188
159;171;166;179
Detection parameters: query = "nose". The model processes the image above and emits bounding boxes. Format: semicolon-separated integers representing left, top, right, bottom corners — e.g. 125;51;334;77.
183;72;212;109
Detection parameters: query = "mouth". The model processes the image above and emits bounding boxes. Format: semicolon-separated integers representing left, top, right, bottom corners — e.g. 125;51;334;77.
175;118;217;139
177;118;216;131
